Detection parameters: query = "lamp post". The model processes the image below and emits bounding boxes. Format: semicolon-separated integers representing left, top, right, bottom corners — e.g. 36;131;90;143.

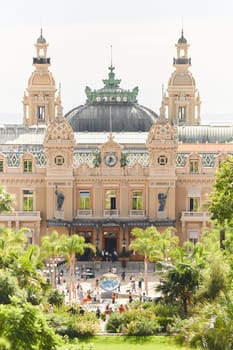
43;257;62;288
122;223;126;252
122;237;126;251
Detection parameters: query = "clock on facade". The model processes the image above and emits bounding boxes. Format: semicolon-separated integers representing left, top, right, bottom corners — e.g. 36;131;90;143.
105;153;117;167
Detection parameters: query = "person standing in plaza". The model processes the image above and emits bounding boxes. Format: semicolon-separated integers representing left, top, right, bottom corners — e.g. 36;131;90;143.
111;291;116;304
138;275;144;293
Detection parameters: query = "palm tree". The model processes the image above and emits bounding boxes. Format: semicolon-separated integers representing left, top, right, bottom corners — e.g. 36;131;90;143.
13;244;42;289
60;234;95;301
41;230;62;288
158;262;200;315
0;227;27;269
130;226;172;294
153;228;179;262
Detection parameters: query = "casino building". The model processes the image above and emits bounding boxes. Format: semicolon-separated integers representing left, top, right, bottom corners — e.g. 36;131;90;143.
0;29;232;257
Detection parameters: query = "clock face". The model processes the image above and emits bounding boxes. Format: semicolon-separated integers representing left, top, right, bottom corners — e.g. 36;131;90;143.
105;153;117;167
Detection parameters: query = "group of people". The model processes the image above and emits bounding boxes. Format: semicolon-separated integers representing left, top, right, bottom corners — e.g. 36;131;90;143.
129;274;144;293
101;249;118;262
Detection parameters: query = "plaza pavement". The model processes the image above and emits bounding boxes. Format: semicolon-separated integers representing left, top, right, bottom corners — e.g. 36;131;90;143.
58;269;162;307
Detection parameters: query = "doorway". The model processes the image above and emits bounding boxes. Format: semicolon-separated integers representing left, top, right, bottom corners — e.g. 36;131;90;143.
103;231;118;261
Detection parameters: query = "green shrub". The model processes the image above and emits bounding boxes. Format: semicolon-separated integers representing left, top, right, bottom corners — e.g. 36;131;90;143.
26;285;43;305
47;313;70;336
0;270;20;304
47;289;64;307
155;316;174;332
126;317;161;335
67;314;99;337
47;310;100;337
154;302;176;317
0;302;60;349
106;312;124;333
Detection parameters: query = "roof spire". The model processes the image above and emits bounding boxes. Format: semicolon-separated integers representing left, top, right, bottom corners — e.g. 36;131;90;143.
110;44;113;67
37;27;46;44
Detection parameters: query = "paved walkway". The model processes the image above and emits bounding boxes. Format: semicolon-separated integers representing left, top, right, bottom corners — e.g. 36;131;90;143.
57;270;162;306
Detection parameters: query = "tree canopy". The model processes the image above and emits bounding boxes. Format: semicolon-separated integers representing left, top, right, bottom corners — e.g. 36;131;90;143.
209;156;233;225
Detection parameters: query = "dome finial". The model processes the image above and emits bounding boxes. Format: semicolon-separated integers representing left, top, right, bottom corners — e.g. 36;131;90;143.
37;27;46;44
178;28;187;44
110;44;113;67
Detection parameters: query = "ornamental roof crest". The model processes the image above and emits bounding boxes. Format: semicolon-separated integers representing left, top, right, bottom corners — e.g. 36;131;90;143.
85;65;139;104
43;117;75;146
147;118;177;145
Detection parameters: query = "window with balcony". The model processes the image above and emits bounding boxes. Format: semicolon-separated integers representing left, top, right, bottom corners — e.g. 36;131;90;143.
0;160;3;172
189;160;199;174
79;191;90;209
105;190;117;210
189;197;199;212
23;160;33;173
23;190;34;211
132;191;142;210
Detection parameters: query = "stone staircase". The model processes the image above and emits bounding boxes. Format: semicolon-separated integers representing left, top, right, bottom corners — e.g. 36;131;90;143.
75;260;156;275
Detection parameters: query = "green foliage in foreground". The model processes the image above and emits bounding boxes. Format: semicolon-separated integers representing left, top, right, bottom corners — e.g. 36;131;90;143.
0;270;21;304
46;307;99;337
106;302;176;335
174;292;233;350
0;301;60;350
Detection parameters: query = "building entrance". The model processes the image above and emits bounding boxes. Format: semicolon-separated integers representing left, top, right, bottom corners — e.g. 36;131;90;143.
103;231;118;261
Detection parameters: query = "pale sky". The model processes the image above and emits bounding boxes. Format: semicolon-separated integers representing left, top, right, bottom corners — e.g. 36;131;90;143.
0;0;233;124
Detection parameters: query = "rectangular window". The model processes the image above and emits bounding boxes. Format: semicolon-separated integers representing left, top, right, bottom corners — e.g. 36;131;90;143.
105;190;117;209
178;106;186;120
23;160;33;173
189;197;199;212
23;190;33;211
132;191;142;210
37;106;45;120
189;160;199;174
0;160;3;172
79;191;90;209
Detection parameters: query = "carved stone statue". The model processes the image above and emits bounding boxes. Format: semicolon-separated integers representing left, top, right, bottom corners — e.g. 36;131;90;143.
55;190;65;210
158;192;167;212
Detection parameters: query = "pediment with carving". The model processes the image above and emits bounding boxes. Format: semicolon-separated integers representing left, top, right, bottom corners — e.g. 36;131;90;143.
99;133;122;152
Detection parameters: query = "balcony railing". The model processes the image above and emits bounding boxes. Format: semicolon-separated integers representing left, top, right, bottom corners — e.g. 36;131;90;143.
181;211;211;222
130;210;145;217
104;209;119;217
0;211;41;221
33;57;50;64
77;209;93;217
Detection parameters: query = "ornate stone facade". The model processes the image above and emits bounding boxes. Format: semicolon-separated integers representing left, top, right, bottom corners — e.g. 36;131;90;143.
0;30;232;258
